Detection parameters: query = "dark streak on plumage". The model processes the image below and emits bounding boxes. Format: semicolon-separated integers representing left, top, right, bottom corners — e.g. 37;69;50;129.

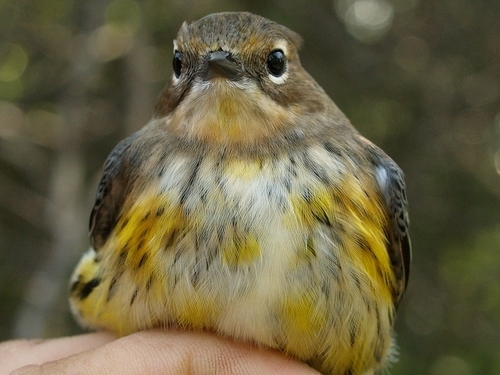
191;259;200;286
137;239;144;250
373;311;385;362
107;276;118;302
352;270;362;293
118;246;128;266
349;320;357;347
301;187;313;203
276;193;288;212
78;278;101;300
70;276;81;294
354;235;371;253
173;247;182;265
312;211;331;227
119;217;129;231
146;276;153;291
137;253;148;269
266;184;274;198
200;185;208;202
321;279;330;299
324;141;342;157
130;289;138;305
158;166;165;177
283;176;292;192
302;151;329;184
180;158;202;204
165;229;178;250
205;246;217;270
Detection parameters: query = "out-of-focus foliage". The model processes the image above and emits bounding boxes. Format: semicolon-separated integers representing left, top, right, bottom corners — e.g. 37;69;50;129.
1;0;499;374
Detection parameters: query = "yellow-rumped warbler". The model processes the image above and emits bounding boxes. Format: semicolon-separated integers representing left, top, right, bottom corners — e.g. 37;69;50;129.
69;12;411;375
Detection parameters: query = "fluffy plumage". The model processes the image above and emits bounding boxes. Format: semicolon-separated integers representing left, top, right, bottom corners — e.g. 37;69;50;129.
70;12;411;375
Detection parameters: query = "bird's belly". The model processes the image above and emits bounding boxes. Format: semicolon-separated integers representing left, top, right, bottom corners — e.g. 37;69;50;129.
71;150;396;374
154;155;304;346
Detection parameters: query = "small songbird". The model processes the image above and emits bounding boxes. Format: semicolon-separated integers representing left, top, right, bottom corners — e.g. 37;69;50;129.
69;12;411;375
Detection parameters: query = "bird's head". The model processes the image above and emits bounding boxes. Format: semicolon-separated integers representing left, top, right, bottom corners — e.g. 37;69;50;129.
155;12;335;149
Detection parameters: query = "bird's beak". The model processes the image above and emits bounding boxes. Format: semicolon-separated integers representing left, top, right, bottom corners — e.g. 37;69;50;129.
202;51;243;81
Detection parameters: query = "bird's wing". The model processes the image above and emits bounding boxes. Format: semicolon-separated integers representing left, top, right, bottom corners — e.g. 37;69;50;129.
89;133;140;250
371;151;411;307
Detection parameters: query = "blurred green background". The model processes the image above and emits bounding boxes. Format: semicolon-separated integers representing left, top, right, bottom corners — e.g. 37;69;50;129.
1;0;499;374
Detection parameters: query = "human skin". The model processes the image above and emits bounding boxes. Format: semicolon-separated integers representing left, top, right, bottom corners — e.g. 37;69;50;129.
0;329;319;375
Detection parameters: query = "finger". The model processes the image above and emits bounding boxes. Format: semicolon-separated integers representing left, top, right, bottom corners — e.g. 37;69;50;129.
0;332;115;375
11;329;319;375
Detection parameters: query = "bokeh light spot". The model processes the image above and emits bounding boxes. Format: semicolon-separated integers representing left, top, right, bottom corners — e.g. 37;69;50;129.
335;0;394;43
88;24;135;62
0;101;25;139
105;0;142;33
0;44;28;82
430;355;471;375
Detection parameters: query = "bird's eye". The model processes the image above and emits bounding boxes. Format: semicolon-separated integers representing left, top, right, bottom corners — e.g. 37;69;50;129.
267;50;286;77
173;50;182;78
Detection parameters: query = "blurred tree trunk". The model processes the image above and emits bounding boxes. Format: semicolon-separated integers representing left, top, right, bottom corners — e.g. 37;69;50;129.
13;0;110;338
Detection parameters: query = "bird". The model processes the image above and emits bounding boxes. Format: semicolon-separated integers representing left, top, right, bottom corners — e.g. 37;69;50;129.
69;11;411;375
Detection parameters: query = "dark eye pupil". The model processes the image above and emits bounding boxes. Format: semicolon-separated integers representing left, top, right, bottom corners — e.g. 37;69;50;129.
267;50;286;77
173;50;182;78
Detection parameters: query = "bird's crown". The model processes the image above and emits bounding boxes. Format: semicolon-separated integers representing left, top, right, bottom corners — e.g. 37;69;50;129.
174;12;303;57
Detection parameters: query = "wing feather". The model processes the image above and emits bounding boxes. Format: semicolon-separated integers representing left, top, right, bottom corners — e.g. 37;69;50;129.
89;133;139;250
372;151;411;306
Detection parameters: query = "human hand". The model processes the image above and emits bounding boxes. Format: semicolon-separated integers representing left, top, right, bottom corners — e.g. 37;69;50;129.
1;329;319;375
